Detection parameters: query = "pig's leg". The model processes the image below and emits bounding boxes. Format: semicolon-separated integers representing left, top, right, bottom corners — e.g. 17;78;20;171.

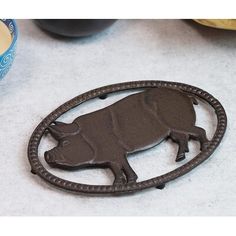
188;126;210;151
109;162;126;185
170;131;189;162
121;157;138;183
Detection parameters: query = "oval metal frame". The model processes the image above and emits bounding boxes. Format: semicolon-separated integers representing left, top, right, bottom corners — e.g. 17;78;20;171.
28;81;227;195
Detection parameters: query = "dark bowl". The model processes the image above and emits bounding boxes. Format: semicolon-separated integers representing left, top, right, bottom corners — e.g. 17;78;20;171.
35;19;117;38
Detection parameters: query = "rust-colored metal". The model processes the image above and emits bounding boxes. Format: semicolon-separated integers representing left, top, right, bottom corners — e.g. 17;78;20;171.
28;81;227;195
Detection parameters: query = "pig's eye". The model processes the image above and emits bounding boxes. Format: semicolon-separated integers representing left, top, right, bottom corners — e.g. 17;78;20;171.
61;140;70;147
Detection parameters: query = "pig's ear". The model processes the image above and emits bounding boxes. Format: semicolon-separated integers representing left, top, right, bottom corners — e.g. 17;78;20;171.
47;122;79;140
47;125;65;140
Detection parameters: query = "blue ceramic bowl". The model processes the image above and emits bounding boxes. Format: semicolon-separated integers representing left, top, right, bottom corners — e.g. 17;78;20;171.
0;19;18;80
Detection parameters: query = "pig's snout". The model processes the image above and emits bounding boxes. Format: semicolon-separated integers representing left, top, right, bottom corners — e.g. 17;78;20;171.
44;151;56;164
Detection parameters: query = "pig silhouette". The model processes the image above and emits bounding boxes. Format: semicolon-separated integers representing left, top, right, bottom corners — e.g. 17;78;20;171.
44;88;209;185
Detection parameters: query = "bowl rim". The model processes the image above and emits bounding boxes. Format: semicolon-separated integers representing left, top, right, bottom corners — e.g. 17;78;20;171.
0;19;18;56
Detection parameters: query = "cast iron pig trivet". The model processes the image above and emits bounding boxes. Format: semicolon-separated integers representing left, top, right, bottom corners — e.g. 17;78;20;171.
28;81;227;195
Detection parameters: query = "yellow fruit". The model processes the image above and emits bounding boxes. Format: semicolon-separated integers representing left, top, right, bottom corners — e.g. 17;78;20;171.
194;19;236;30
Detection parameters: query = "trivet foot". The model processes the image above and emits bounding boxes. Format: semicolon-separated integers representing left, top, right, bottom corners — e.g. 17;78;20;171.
99;94;108;100
156;184;166;190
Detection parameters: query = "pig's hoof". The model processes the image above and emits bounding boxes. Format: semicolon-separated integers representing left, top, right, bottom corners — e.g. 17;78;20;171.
127;176;138;184
156;183;165;190
113;177;127;186
127;179;137;184
113;181;124;186
175;153;186;162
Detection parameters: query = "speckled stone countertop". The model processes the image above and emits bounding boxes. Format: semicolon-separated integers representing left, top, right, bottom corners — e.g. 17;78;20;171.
0;19;235;216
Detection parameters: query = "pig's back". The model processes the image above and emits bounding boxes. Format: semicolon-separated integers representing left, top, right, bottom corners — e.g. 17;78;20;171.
146;88;196;130
74;91;169;152
107;92;169;152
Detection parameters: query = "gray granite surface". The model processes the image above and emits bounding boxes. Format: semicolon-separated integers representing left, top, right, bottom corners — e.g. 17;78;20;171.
0;19;235;215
